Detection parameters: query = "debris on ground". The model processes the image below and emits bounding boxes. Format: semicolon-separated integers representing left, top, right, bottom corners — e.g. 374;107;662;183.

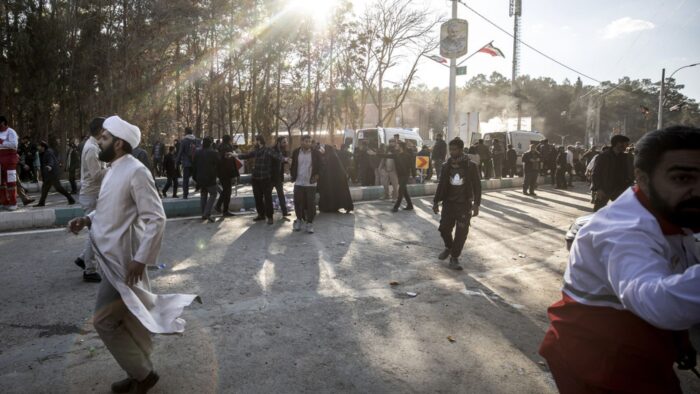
389;281;399;286
518;253;526;258
447;336;456;343
405;292;417;297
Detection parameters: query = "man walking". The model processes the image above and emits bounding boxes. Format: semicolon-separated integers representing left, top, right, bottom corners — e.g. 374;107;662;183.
433;138;481;271
290;135;321;234
74;117;106;283
380;139;399;200
539;126;700;393
175;127;199;199
432;133;447;180
192;137;219;222
151;139;164;177
215;135;239;216
236;135;286;224
522;143;540;196
0;115;20;211
591;135;633;211
36;141;76;207
68;115;199;394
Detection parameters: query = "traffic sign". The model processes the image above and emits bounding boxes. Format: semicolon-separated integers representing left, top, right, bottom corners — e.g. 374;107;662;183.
456;66;467;76
416;156;430;170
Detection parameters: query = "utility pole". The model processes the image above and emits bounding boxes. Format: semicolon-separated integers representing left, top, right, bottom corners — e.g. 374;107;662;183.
510;0;522;130
447;0;458;141
657;68;665;130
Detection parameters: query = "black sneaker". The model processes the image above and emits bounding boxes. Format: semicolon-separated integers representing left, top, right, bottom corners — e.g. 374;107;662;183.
111;377;135;393
253;216;266;222
222;211;235;217
438;249;451;261
403;206;414;211
391;207;399;213
132;371;159;394
267;218;274;225
448;257;463;271
83;272;102;283
74;257;86;270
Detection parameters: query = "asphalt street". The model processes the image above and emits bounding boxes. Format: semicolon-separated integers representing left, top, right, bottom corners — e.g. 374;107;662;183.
1;183;698;393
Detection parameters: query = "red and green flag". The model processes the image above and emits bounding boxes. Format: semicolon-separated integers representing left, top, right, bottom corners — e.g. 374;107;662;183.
478;42;505;58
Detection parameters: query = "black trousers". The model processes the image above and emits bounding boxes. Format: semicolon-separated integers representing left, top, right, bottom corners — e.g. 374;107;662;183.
68;169;78;193
182;166;192;197
394;176;413;209
556;166;567;188
523;170;538;194
216;177;232;212
274;181;288;215
252;178;274;219
39;175;74;204
504;161;516;177
163;176;179;197
294;185;317;223
439;201;472;258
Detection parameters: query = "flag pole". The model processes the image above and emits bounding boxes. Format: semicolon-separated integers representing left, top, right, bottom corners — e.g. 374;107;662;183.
457;41;494;66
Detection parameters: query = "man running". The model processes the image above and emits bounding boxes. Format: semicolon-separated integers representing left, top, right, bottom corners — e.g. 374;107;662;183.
540;126;700;393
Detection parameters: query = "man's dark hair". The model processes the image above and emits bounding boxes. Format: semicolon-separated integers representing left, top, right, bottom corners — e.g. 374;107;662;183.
169;146;175;152
89;117;105;137
449;138;464;150
507;144;513;149
185;127;193;135
634;126;700;174
0;115;7;125
222;134;231;143
276;136;287;145
301;135;311;142
39;141;49;150
256;135;266;145
203;136;213;148
610;134;630;146
436;133;443;139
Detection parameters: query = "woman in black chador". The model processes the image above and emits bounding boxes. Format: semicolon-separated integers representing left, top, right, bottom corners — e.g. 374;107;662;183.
318;144;354;213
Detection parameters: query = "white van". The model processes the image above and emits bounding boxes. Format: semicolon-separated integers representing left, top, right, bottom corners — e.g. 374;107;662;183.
481;130;545;175
347;127;423;152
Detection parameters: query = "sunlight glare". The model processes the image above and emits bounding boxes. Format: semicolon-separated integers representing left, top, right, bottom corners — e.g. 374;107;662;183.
289;0;338;28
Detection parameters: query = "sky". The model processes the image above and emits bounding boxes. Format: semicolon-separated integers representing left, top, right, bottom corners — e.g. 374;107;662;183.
350;0;700;102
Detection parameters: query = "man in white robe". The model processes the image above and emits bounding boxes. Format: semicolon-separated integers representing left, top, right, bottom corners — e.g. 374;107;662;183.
69;115;199;394
539;126;700;393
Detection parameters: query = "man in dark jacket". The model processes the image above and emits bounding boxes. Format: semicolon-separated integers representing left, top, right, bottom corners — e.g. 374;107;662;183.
538;139;557;185
591;135;633;211
475;139;492;179
176;127;199;199
215;134;240;216
491;139;505;179
192;137;219;222
555;146;568;189
237;135;286;224
36;141;75;206
354;141;374;186
432;133;447;180
372;142;415;212
290;135;322;233
418;145;432;180
505;144;517;177
271;137;290;217
66;141;80;194
433;138;481;271
162;146;179;198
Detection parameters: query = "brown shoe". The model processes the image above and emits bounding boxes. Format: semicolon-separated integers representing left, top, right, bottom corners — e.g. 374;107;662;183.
130;371;159;393
111;377;135;393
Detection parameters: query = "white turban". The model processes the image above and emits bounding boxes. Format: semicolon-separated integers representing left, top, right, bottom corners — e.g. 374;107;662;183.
103;115;141;149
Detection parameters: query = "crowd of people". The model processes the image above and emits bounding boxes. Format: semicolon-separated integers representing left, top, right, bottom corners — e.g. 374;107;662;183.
3;111;699;393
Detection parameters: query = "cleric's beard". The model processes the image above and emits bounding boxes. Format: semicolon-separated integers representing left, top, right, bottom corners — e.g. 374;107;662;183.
98;142;116;162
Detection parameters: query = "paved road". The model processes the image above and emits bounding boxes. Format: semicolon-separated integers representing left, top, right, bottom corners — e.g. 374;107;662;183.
1;183;697;393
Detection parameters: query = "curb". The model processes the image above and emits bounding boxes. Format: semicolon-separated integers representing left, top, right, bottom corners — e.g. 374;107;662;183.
2;177;526;232
21;174;258;193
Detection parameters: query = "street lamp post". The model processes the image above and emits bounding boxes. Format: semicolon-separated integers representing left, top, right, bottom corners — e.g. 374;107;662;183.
657;62;700;129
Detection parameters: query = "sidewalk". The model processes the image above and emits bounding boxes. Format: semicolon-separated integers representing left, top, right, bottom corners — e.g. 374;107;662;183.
2;177;527;232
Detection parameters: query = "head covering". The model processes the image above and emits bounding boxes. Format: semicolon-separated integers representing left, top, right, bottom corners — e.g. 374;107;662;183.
103;115;140;149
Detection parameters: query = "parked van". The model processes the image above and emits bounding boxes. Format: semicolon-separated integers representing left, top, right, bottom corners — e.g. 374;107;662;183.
481;130;545;175
345;127;423;152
